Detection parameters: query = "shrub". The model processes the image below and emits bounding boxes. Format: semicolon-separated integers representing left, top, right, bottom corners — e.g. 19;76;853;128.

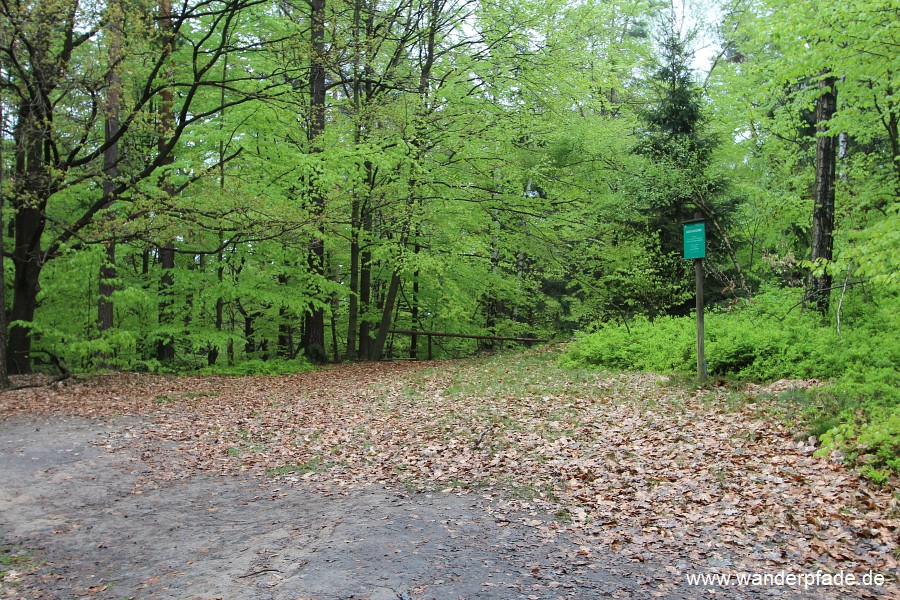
196;358;313;377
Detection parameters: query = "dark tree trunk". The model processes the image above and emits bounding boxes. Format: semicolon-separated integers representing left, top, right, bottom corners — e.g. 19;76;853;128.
209;54;230;367
7;261;40;375
302;0;328;364
208;245;225;366
370;271;401;360
806;75;838;315
278;320;294;358
358;210;373;359
237;300;255;355
0;99;8;387
278;274;294;358
4;0;64;375
155;0;176;363
330;256;340;361
302;247;327;363
245;317;254;354
97;0;123;348
8;98;50;374
411;240;419;359
97;244;116;333
7;137;46;374
344;1;364;361
346;198;360;360
345;2;380;361
156;244;176;362
209;295;224;366
9;215;43;375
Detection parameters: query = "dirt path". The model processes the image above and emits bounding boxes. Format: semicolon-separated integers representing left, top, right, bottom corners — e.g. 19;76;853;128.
0;357;893;599
2;415;689;600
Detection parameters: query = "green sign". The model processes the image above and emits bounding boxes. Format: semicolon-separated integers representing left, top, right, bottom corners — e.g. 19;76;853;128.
683;221;706;259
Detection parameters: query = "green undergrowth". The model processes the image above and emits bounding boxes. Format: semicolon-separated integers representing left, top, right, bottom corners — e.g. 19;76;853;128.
195;358;314;377
562;288;900;482
14;317;315;377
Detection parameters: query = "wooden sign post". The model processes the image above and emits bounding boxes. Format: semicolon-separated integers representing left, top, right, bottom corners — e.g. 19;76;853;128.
683;214;707;381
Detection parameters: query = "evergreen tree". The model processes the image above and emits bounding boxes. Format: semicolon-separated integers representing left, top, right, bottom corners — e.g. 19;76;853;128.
631;15;742;315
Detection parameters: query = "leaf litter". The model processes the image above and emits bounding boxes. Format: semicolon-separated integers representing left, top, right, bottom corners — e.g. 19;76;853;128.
1;348;897;596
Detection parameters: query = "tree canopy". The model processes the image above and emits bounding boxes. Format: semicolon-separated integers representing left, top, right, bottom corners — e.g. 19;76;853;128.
0;0;896;376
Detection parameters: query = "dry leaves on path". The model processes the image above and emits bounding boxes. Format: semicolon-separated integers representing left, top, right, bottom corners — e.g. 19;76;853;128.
1;350;897;593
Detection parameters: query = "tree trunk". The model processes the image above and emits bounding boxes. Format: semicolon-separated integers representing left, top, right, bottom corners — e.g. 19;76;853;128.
8;97;51;374
370;271;401;360
302;0;328;364
302;250;327;362
358;226;372;359
97;0;123;356
237;300;255;355
278;273;293;358
346;198;360;360
209;54;230;367
0;99;8;387
208;238;225;366
344;0;364;361
155;0;176;362
371;0;438;361
330;256;340;361
8;227;42;375
97;244;116;333
3;0;65;375
156;244;176;362
210;297;224;365
806;75;838;315
411;240;419;359
227;299;235;366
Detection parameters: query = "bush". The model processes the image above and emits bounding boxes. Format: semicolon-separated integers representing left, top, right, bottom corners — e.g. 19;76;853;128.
562;315;695;373
196;358;314;377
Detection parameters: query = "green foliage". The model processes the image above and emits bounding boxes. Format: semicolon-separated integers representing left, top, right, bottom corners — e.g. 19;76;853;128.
1;0;895;451
713;0;900;302
817;410;900;483
563;315;695;374
566;288;898;382
197;358;313;377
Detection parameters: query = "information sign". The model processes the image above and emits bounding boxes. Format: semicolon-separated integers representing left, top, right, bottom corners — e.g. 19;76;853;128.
683;221;706;260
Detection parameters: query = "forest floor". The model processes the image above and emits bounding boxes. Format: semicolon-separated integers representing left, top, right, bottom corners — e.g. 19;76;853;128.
0;348;896;599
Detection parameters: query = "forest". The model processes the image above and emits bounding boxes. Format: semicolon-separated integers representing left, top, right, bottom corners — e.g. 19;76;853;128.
0;0;898;475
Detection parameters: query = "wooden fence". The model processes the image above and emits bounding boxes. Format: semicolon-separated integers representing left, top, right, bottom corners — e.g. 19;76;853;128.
387;329;547;360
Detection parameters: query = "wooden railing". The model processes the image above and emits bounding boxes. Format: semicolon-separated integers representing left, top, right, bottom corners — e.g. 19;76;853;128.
387;329;547;360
